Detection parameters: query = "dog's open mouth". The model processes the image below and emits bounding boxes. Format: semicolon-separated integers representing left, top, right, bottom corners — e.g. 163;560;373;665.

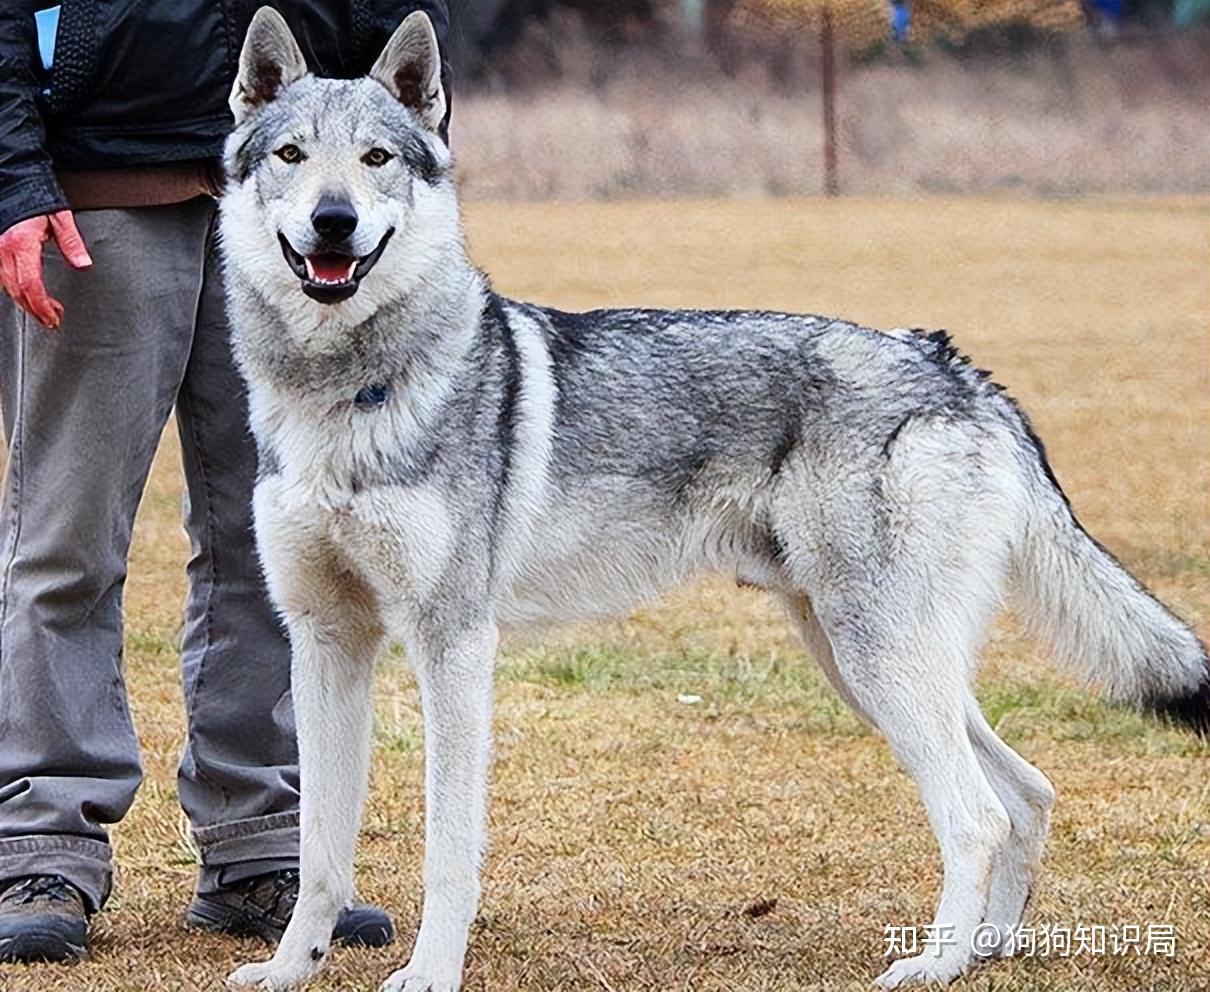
278;230;394;304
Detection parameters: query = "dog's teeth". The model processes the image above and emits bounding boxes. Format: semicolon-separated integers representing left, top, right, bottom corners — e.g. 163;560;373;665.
303;257;356;286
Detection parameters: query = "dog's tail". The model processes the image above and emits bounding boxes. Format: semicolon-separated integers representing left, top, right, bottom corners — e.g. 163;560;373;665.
1006;409;1209;735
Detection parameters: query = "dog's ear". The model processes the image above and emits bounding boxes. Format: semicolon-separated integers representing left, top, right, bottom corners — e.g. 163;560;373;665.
230;6;308;124
369;12;447;134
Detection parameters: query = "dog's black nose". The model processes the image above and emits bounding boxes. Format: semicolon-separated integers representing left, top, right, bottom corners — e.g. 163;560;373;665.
311;197;358;242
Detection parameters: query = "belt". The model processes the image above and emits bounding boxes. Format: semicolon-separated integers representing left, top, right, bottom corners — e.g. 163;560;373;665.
56;161;224;211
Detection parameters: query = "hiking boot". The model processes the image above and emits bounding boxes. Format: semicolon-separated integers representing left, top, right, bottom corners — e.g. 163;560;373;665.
0;875;89;963
185;868;394;947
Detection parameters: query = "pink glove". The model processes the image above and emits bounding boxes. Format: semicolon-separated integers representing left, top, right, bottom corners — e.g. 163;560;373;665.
0;210;93;329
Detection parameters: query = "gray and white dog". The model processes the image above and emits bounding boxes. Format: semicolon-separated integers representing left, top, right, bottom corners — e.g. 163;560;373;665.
221;9;1208;991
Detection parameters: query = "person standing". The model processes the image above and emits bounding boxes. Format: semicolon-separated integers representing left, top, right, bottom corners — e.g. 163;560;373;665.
0;0;451;964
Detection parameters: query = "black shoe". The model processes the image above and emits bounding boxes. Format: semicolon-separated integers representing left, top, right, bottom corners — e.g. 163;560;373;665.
185;868;394;948
0;875;89;964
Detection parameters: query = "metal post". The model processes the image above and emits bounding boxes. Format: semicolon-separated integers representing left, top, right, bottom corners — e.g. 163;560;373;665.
821;6;839;197
681;0;705;34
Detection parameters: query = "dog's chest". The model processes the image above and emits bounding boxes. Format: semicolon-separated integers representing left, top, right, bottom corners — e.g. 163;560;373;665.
260;395;421;507
264;408;458;578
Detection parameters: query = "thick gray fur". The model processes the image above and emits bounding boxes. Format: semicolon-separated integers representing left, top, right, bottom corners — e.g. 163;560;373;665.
220;10;1209;992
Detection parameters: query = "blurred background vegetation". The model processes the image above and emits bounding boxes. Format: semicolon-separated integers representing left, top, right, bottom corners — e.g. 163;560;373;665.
445;0;1208;199
449;0;1210;77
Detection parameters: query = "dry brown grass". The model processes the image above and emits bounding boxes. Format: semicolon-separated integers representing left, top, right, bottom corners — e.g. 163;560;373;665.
453;36;1210;199
5;196;1208;992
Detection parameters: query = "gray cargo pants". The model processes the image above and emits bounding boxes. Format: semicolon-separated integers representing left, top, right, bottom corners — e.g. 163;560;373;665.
0;198;300;911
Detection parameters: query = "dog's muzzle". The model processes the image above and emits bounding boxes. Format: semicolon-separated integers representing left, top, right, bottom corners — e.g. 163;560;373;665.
277;229;395;304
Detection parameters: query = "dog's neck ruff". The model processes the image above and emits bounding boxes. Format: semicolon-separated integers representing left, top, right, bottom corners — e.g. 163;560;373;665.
353;383;393;410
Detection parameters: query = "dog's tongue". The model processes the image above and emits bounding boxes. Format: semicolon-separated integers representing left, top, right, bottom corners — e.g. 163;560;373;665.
305;254;356;283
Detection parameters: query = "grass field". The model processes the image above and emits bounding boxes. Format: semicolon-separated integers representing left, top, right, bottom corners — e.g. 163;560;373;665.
5;196;1208;992
454;36;1210;199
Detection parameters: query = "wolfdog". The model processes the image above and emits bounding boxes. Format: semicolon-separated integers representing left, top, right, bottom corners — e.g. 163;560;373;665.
220;9;1208;991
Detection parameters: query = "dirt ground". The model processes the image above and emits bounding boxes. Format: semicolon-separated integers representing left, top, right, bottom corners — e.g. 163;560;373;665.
4;196;1208;991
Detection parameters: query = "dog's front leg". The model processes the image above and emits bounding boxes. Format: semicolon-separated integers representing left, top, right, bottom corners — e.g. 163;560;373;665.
229;603;383;990
380;621;498;992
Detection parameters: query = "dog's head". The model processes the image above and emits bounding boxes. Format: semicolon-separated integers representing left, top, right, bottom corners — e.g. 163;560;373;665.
222;7;452;312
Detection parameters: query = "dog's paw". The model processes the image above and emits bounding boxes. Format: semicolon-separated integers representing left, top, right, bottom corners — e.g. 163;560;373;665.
874;952;969;989
378;965;461;992
227;958;317;990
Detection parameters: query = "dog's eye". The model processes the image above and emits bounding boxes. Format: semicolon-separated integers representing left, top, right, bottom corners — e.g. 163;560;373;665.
362;148;394;167
275;144;304;164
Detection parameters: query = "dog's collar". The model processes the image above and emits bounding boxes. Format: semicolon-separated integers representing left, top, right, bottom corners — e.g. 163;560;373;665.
353;383;392;411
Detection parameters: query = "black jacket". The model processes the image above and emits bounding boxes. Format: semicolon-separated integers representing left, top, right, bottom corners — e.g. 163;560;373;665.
0;1;451;234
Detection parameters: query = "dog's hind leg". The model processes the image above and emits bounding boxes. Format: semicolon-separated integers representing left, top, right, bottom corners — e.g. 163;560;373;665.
781;593;871;722
780;589;1010;989
965;699;1054;956
228;574;384;990
841;630;1007;988
773;408;1044;986
379;619;498;992
806;594;1057;964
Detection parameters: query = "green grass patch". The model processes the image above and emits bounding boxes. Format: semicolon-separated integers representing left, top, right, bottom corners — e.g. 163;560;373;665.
977;677;1210;756
1123;545;1210;579
499;643;824;700
373;711;423;756
498;643;1209;754
126;630;179;659
499;643;865;734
